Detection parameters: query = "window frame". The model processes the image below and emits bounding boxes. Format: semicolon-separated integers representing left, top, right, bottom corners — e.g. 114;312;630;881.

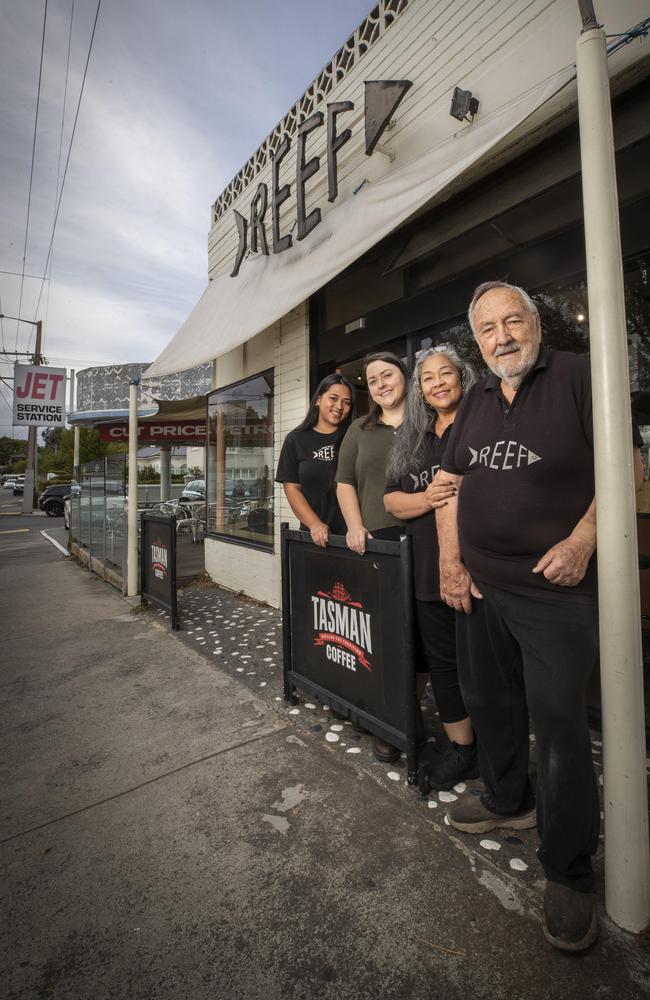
205;367;275;552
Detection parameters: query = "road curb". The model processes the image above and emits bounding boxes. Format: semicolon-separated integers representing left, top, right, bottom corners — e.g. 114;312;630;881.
40;529;70;557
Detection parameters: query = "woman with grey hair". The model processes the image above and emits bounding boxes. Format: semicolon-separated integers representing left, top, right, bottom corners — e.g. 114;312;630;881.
384;344;477;789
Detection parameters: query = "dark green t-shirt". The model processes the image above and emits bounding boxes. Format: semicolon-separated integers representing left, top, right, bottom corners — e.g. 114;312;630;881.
335;417;401;533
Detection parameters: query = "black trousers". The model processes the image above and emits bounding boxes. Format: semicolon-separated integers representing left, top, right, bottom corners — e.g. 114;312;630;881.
456;582;600;892
415;599;468;723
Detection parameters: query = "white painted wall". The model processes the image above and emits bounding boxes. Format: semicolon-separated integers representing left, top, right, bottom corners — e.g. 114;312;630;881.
186;446;205;474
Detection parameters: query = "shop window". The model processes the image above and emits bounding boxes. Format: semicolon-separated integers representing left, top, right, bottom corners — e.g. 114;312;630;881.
206;370;274;548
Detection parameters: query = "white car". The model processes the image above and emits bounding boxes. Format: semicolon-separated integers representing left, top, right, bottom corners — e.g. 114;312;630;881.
179;479;205;502
3;479;17;491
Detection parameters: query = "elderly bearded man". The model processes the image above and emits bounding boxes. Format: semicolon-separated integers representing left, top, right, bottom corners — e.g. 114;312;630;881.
435;280;643;953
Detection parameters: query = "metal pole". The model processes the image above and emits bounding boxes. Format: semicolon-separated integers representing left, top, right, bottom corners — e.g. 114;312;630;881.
576;24;650;933
127;379;140;597
73;427;80;471
69;370;79;480
23;319;43;514
577;0;598;30
160;446;171;502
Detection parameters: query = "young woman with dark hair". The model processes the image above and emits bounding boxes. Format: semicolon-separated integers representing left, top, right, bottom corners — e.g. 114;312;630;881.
384;345;477;788
275;373;355;547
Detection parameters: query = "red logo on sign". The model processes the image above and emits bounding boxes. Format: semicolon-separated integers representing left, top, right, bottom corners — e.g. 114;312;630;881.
310;582;373;673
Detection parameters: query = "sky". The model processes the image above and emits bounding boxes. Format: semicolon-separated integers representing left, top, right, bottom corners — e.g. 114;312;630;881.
0;0;375;437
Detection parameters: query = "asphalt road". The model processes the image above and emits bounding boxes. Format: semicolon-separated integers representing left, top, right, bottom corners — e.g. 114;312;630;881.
0;491;61;553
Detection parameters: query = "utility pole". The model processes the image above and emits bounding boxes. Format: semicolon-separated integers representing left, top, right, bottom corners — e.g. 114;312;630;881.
576;1;650;932
127;379;140;597
23;319;43;513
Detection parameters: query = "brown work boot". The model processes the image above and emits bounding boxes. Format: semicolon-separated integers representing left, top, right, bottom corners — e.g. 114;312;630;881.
372;736;400;763
543;882;598;952
447;790;536;833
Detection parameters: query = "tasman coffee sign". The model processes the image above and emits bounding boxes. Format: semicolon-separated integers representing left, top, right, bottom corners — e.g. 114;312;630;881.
141;511;179;630
230;80;412;276
150;539;169;581
283;529;418;779
310;581;373;673
286;542;401;723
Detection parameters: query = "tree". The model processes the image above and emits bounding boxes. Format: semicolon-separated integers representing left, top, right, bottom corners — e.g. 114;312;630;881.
38;427;127;476
138;465;160;483
0;436;28;472
41;427;65;452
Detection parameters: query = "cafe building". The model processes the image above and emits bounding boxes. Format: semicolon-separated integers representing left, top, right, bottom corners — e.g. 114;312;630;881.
146;0;650;608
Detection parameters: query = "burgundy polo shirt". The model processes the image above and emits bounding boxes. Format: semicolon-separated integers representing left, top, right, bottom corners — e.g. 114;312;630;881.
442;348;603;601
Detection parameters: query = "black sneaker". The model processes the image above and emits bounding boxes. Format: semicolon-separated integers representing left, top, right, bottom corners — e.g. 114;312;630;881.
427;741;480;791
543;882;598;952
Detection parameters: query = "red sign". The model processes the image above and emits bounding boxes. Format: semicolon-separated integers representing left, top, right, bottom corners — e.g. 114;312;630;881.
13;364;67;426
97;421;206;443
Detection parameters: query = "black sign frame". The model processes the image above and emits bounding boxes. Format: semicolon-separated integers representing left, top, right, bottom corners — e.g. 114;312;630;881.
281;524;419;784
141;511;179;630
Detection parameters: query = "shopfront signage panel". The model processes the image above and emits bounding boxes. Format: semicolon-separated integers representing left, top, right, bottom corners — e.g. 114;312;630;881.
97;421;206;443
281;526;419;783
141;511;179;629
230;80;412;276
13;364;67;426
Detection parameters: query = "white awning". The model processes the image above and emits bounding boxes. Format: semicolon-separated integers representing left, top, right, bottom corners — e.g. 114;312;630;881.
146;68;574;379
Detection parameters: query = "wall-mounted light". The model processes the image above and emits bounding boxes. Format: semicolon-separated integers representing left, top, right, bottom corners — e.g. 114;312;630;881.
576;312;587;324
449;87;479;123
344;317;367;335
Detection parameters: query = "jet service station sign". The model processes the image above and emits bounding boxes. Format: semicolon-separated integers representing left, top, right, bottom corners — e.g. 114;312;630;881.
13;364;67;426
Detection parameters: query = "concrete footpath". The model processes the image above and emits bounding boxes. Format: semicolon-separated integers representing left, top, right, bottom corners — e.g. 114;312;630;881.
1;523;649;999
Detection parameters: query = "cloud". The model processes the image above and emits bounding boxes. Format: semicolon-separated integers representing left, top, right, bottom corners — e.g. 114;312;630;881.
0;0;375;443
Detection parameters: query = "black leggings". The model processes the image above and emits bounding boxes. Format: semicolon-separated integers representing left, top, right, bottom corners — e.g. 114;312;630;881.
415;600;468;724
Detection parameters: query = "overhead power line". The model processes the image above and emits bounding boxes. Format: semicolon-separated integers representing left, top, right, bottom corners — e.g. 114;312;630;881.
16;0;48;353
41;0;75;350
0;269;51;280
32;0;102;326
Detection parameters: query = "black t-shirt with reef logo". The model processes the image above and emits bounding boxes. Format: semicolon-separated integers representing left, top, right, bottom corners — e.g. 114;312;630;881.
385;425;452;602
443;349;610;602
276;426;347;534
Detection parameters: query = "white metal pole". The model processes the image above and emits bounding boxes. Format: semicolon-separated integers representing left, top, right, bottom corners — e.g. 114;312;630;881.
576;25;650;933
160;446;171;502
73;427;80;471
69;370;80;476
127;379;140;597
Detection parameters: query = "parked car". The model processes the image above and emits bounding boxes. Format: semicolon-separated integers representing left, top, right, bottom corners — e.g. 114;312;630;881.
3;478;18;491
13;481;24;496
179;479;205;502
38;482;79;518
